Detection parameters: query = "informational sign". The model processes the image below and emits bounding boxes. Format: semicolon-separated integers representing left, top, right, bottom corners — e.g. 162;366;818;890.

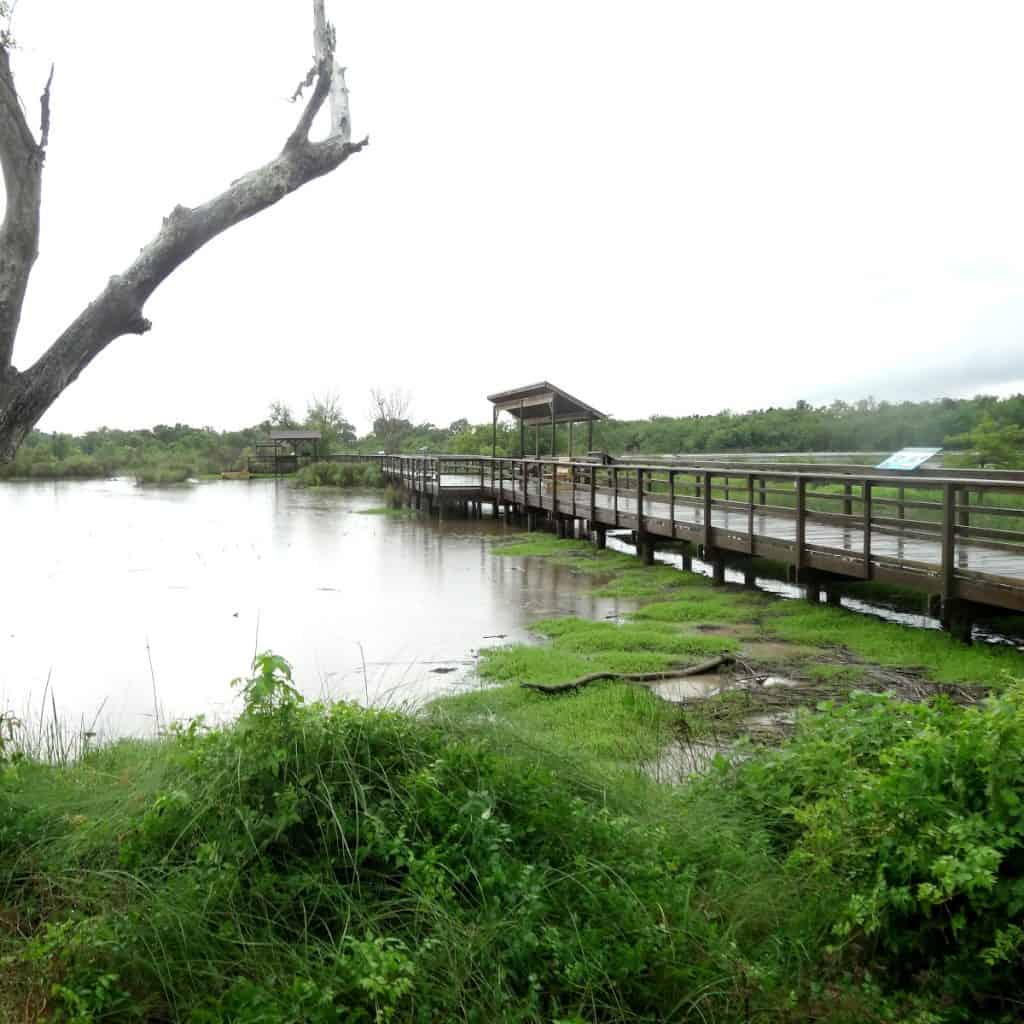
875;447;942;471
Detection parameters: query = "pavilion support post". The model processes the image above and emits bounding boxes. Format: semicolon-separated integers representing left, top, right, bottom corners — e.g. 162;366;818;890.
680;544;692;572
491;407;497;461
711;554;726;585
568;421;573;459
804;572;823;604
588;418;594;453
940;599;974;645
534;425;539;458
519;400;525;457
550;402;556;459
826;586;842;607
638;533;656;566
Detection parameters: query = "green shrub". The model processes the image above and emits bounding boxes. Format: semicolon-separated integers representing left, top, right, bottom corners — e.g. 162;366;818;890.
0;654;813;1023
698;684;1024;1018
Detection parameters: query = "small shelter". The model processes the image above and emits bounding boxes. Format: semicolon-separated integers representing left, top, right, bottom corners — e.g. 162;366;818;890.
487;382;608;458
255;430;322;472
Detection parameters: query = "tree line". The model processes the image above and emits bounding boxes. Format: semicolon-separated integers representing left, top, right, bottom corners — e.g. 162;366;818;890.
4;391;1024;480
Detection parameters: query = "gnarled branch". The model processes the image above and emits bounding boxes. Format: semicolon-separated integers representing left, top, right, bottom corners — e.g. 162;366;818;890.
520;656;736;695
0;45;45;382
0;1;366;459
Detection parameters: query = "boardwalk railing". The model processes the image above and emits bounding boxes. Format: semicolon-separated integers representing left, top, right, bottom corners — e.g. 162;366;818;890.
372;454;1024;619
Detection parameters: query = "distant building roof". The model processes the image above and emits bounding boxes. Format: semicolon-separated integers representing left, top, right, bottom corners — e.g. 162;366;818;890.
268;430;322;441
487;381;608;426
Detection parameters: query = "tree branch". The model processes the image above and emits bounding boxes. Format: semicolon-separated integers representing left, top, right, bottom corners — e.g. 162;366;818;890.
0;2;367;459
38;63;53;149
0;44;44;381
520;656;736;695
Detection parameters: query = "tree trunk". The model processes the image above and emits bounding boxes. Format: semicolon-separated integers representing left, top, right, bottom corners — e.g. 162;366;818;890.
0;2;365;460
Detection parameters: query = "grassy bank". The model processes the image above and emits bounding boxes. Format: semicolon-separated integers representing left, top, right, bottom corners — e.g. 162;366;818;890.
5;538;1024;1021
4;648;1024;1021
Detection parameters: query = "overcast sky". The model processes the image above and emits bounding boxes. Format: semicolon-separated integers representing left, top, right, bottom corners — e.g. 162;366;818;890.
7;1;1024;434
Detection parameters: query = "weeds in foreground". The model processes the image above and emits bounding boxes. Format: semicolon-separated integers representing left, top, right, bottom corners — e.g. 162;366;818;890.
6;653;1024;1021
0;653;821;1023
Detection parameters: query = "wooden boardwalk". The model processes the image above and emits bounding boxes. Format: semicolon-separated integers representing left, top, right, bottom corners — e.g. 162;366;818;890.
364;454;1024;632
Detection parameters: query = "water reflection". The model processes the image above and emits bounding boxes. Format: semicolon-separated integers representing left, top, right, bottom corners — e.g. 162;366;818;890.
0;480;633;735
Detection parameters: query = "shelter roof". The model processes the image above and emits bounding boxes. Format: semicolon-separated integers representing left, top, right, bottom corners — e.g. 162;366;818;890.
487;381;608;426
268;430;322;441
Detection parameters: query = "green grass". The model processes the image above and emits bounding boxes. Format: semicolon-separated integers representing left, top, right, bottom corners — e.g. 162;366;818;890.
530;616;738;657
435;678;683;774
294;461;384;488
593;565;701;598
763;602;1024;684
0;654;831;1024
6;645;1024;1021
802;662;868;684
633;590;762;624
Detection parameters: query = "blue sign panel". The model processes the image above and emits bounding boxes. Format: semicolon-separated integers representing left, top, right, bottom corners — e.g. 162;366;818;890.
875;447;942;471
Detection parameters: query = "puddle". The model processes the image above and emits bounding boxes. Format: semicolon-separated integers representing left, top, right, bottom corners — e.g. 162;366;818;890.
643;739;728;782
761;676;798;688
745;711;797;729
648;675;726;701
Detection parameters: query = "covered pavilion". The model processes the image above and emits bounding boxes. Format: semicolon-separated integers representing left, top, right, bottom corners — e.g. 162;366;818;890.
486;382;608;458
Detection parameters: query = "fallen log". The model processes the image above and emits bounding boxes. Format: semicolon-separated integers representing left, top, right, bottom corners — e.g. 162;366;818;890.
520;655;735;695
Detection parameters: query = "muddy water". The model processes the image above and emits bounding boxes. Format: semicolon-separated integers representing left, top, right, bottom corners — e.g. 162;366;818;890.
0;480;633;735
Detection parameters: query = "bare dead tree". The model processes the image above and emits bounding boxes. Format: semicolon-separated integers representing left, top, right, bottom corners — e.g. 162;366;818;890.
369;387;413;452
0;0;367;460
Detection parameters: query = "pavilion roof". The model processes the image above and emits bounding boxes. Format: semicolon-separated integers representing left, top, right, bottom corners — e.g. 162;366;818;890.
487;381;608;426
267;430;322;441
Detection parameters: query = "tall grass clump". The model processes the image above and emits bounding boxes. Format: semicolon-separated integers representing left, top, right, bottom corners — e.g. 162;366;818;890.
0;654;829;1023
294;461;383;488
132;460;193;485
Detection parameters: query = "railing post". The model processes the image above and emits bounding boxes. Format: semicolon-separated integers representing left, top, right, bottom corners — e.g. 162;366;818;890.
746;473;754;554
942;482;955;599
613;466;619;525
703;471;712;551
552;459;558;516
669;470;676;539
863;480;873;580
636;468;644;533
795;476;806;572
842;481;852;518
958;487;970;529
590;465;597;526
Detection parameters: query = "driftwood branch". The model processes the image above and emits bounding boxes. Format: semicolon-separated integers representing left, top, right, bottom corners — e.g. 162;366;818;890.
520;655;735;695
0;1;366;459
